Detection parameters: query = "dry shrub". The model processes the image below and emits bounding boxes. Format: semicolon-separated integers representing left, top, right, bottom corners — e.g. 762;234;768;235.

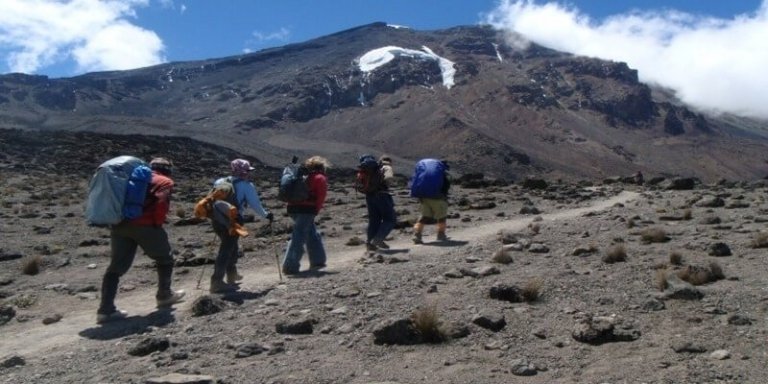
521;277;544;302
411;304;447;343
11;294;38;309
22;256;42;275
677;264;723;286
176;206;187;219
492;247;514;264
602;245;627;264
682;209;693;220
626;218;636;229
709;262;725;281
750;231;768;249
655;268;669;291
641;227;669;243
669;251;683;266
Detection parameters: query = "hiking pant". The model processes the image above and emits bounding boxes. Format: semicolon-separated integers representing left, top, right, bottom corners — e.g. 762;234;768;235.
365;192;396;243
418;198;448;221
283;213;326;273
98;223;174;315
211;222;239;283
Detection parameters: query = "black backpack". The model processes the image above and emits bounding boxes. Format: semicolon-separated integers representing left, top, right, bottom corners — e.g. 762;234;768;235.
355;154;384;194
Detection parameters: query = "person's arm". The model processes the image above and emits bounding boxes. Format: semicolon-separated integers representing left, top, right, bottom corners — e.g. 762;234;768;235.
152;176;173;226
239;182;269;218
312;173;328;213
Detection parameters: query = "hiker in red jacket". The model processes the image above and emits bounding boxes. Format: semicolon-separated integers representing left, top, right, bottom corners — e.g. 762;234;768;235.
96;157;185;324
282;156;330;275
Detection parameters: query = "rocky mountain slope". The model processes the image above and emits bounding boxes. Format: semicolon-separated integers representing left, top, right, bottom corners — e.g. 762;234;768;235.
2;130;768;383
2;22;768;181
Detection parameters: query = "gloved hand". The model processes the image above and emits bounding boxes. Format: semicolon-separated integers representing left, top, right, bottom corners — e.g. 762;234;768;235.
266;212;274;222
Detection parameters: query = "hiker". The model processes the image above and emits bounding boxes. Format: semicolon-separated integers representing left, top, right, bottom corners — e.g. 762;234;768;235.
209;159;274;293
634;171;644;186
96;157;185;324
282;156;330;275
410;159;451;244
360;154;397;250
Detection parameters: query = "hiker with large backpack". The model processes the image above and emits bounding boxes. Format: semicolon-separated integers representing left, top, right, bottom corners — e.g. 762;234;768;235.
94;157;185;324
281;156;330;275
356;154;397;250
410;158;451;244
208;159;274;293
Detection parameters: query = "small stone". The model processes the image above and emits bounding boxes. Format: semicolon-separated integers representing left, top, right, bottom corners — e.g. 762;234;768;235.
710;349;731;360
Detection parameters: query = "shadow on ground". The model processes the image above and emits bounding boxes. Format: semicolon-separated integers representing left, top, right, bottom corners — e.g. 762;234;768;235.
79;309;176;340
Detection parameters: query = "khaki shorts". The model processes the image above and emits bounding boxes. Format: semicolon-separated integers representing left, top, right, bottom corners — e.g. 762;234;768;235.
419;198;448;221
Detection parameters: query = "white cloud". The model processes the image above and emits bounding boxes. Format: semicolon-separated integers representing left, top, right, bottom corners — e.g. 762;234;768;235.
0;0;165;75
250;27;291;43
484;0;768;119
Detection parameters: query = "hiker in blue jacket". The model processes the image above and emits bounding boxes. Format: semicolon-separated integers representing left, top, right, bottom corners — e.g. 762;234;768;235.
209;158;273;293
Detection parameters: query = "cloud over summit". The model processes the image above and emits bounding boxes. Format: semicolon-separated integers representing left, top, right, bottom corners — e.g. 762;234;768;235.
485;0;768;119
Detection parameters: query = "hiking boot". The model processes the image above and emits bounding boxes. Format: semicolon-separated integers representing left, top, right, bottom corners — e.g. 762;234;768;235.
226;271;244;285
210;280;237;294
309;264;326;271
412;233;423;244
366;242;378;251
437;232;449;241
372;239;390;249
281;267;299;276
96;309;128;324
156;290;186;308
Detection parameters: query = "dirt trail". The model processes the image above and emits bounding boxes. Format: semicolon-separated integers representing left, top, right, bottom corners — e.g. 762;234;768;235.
0;191;638;357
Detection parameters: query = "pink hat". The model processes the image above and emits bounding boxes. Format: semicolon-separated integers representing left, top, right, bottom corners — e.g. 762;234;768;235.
230;159;255;176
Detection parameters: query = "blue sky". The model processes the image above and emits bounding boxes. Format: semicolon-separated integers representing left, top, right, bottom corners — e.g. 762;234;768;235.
0;0;766;118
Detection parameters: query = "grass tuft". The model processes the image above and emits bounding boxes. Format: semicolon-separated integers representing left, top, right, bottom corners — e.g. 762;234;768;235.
641;227;669;244
411;304;447;343
521;277;544;302
602;245;627;264
22;256;42;275
669;251;684;266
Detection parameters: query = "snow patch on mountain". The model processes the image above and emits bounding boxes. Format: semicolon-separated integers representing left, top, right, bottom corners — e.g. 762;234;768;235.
357;46;456;89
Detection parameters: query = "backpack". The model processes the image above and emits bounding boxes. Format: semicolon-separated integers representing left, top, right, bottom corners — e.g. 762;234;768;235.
410;158;446;198
85;156;152;227
278;163;310;203
355;154;384;194
193;177;249;237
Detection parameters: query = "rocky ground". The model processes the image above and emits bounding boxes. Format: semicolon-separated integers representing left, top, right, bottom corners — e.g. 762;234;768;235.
2;133;768;383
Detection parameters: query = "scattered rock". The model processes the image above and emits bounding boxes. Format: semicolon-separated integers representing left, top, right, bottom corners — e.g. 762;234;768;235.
190;295;227;317
0;305;16;326
146;373;215;384
708;242;732;257
42;313;63;325
489;283;523;303
727;314;752;326
671;341;707;353
127;336;170;357
0;355;25;369
509;358;538;376
235;342;267;358
471;313;506;332
275;317;316;334
372;318;420;345
572;316;641;345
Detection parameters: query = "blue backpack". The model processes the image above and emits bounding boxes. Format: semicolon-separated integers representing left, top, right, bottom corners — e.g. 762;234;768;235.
85;156;152;226
410;158;446;198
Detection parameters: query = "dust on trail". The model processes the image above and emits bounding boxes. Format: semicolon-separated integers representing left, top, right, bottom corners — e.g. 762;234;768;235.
0;191;638;357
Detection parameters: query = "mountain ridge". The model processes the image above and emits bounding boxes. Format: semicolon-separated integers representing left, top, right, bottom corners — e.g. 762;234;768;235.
1;22;767;181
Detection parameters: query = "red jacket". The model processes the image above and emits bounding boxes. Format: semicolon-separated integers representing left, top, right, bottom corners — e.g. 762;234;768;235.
130;171;174;227
287;171;327;215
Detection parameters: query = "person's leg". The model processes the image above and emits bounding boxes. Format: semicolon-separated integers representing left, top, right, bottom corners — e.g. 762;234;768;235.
134;226;184;305
98;225;138;316
373;194;396;243
225;239;242;284
282;214;309;274
210;223;239;290
413;199;434;244
366;194;381;245
434;199;449;241
305;215;327;268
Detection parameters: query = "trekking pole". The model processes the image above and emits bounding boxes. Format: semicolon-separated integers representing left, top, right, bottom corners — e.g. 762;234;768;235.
270;221;283;282
197;232;217;289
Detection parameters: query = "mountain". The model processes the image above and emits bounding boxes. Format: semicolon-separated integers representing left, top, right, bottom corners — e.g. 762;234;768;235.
1;22;767;182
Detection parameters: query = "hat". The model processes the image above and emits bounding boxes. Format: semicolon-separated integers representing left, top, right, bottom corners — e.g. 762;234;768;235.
230;159;255;176
149;157;173;175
